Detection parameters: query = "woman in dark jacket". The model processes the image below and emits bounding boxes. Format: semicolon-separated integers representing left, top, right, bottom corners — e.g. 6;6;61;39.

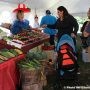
81;8;90;36
80;8;90;48
42;6;79;45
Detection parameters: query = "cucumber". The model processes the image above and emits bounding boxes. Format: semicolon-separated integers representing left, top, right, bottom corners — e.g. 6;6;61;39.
9;49;18;56
30;61;37;66
0;51;12;58
21;65;31;69
21;64;35;70
33;59;41;65
25;63;34;67
7;51;15;57
0;54;8;60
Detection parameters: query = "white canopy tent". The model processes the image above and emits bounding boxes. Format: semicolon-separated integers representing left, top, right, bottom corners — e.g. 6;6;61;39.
0;0;89;27
0;0;89;14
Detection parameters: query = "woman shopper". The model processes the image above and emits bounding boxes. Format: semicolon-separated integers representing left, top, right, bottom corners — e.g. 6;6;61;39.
81;8;90;37
42;6;79;45
80;8;90;48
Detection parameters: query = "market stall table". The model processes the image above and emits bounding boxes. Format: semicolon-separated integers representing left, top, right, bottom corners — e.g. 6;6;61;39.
21;36;49;53
0;31;49;90
0;30;50;53
1;36;49;53
0;36;49;90
0;49;25;90
6;36;49;53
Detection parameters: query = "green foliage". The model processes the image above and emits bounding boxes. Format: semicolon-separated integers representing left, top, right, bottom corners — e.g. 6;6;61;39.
18;50;47;69
18;59;41;70
27;50;47;60
3;36;13;41
44;42;50;46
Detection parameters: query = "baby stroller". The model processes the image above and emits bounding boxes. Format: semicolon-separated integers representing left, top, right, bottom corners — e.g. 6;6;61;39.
56;34;78;79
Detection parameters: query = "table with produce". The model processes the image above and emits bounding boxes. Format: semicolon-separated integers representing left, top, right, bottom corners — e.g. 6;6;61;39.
0;46;25;90
0;28;52;90
4;30;49;53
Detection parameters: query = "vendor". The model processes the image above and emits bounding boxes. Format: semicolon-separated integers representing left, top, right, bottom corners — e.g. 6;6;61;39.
11;4;37;35
11;10;30;35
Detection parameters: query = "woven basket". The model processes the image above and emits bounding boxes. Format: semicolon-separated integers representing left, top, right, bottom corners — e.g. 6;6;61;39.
39;59;47;66
22;83;43;90
20;68;41;84
43;50;55;61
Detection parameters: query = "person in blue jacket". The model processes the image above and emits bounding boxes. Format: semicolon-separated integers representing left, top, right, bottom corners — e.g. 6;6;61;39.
11;10;31;35
40;10;57;45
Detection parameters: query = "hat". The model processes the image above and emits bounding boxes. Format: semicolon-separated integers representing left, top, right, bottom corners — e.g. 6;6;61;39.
46;10;51;14
13;4;31;13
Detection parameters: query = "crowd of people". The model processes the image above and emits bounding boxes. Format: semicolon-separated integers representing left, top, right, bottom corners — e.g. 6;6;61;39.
10;4;90;46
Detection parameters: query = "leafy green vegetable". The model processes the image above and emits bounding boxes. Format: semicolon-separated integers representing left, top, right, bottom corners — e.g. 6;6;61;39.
18;50;47;70
27;50;47;60
3;36;13;41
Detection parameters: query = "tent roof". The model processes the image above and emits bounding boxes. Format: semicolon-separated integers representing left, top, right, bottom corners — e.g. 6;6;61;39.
0;0;90;14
